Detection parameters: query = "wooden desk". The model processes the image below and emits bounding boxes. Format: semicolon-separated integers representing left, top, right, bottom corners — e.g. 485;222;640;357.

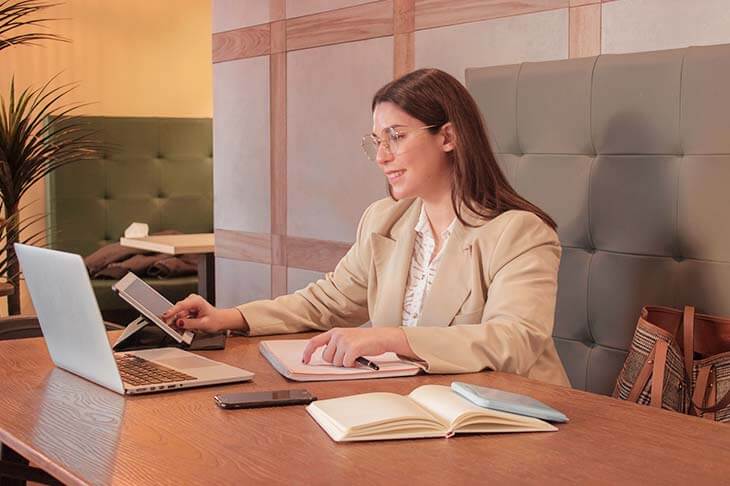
119;234;215;304
1;333;730;485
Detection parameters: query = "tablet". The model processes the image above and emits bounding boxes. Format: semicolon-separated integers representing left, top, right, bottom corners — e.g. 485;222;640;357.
112;272;194;345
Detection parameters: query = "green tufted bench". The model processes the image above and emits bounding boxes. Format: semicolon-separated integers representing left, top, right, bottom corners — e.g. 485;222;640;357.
46;117;213;324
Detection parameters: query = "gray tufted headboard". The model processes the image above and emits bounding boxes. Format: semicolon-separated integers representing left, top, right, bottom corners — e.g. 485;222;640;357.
466;43;730;395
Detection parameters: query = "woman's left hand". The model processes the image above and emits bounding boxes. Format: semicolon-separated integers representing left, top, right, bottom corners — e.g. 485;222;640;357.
301;327;415;367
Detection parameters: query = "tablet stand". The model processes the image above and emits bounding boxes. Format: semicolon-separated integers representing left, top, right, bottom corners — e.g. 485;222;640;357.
112;315;226;352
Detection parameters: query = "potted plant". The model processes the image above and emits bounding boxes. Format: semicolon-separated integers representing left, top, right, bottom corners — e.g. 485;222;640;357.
0;0;102;314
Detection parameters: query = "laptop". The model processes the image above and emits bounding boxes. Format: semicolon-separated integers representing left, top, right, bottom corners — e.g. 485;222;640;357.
15;243;254;395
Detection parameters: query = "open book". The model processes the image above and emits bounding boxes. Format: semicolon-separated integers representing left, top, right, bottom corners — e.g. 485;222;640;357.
259;339;421;381
306;384;557;442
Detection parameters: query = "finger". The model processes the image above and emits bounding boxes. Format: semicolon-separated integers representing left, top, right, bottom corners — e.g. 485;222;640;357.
176;316;209;332
302;332;331;363
343;349;360;368
162;295;197;321
321;334;340;363
165;295;207;324
333;344;347;367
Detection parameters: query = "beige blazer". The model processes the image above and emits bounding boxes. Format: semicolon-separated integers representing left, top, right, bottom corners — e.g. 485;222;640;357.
239;197;571;387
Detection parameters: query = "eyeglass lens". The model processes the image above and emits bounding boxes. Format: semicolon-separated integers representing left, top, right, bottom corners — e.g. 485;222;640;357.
362;128;399;161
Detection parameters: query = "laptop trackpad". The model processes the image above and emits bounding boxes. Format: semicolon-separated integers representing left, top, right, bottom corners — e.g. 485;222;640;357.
158;356;219;370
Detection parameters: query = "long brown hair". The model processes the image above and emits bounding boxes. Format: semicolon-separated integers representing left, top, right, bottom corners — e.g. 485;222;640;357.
371;68;557;230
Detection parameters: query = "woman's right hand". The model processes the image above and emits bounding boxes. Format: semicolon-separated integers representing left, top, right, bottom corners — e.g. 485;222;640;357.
162;294;245;334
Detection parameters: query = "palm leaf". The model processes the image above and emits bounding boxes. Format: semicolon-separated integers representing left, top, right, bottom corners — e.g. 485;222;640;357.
0;0;65;51
0;78;103;212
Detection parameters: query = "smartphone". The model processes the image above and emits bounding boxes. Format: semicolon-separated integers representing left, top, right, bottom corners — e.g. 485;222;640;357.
214;389;317;409
112;272;194;345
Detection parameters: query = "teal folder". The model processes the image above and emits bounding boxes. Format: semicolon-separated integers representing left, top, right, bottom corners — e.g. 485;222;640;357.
451;381;569;423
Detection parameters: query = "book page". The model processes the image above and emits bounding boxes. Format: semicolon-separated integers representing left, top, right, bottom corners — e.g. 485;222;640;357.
307;392;445;440
262;340;419;375
408;385;554;432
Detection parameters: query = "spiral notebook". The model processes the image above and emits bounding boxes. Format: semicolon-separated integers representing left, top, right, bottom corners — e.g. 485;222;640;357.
259;339;422;381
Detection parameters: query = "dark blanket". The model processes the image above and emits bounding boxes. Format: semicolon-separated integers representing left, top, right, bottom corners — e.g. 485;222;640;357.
84;233;199;279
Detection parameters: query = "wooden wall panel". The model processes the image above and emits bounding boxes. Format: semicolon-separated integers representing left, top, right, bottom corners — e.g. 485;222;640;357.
415;0;568;31
286;237;353;273
271;264;288;297
270;58;287;223
286;0;394;51
213;24;270;63
216;229;271;264
570;4;601;58
270;14;288;295
394;32;415;78
394;0;415;77
270;21;287;53
394;0;415;33
270;0;286;21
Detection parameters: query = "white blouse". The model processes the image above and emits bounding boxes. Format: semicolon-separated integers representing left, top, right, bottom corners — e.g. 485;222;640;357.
401;206;457;327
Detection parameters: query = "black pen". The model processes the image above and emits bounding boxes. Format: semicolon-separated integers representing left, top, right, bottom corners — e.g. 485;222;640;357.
355;356;380;371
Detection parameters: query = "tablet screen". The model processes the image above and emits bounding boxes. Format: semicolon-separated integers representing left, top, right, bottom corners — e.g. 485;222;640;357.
123;277;172;318
114;273;192;343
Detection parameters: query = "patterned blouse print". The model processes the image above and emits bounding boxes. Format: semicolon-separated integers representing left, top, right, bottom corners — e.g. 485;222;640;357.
401;206;457;327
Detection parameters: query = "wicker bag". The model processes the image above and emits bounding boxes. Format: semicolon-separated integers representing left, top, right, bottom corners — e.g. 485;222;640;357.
613;305;730;422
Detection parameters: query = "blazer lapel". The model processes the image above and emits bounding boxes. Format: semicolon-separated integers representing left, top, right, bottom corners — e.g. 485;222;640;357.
416;220;472;327
371;200;421;327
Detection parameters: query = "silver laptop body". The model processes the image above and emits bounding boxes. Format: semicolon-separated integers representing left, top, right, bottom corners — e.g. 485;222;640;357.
15;243;254;395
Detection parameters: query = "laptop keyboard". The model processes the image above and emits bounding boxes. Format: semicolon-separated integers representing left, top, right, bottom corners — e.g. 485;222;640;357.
116;354;196;386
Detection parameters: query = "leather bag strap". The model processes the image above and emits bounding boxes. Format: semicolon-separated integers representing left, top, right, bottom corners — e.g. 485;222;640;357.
627;344;657;403
650;339;669;408
694;373;730;414
707;369;717;421
682;305;695;380
691;365;711;416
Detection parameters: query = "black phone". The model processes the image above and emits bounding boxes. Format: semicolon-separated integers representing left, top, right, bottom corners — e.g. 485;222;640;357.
214;389;317;409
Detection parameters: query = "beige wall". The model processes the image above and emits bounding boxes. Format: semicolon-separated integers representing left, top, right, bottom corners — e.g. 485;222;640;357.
0;0;212;313
212;0;730;307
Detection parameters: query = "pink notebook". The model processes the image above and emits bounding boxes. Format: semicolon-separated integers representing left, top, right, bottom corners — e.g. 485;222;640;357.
259;339;422;381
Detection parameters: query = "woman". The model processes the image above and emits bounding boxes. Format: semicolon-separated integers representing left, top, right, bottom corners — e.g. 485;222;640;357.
164;68;570;387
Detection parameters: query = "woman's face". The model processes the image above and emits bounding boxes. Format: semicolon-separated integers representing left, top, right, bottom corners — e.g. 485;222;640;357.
371;102;453;201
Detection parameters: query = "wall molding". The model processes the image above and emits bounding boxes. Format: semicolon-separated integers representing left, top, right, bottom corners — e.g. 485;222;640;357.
394;0;415;77
414;0;568;31
270;2;288;297
212;0;613;64
569;3;601;58
216;229;271;264
216;229;352;274
286;0;393;52
212;23;270;63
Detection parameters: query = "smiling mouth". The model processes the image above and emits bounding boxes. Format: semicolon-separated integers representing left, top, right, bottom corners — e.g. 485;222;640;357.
385;169;405;181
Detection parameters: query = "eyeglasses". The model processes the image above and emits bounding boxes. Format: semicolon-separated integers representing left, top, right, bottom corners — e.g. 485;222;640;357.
361;125;439;161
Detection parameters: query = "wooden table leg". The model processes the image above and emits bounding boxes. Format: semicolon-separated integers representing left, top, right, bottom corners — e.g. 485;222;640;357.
0;442;61;486
197;253;215;306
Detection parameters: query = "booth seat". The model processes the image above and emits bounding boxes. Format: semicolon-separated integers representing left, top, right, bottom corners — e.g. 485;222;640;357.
466;43;730;395
46;117;212;324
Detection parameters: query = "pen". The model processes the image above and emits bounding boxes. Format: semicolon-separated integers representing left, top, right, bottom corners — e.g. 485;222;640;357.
355;356;380;371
